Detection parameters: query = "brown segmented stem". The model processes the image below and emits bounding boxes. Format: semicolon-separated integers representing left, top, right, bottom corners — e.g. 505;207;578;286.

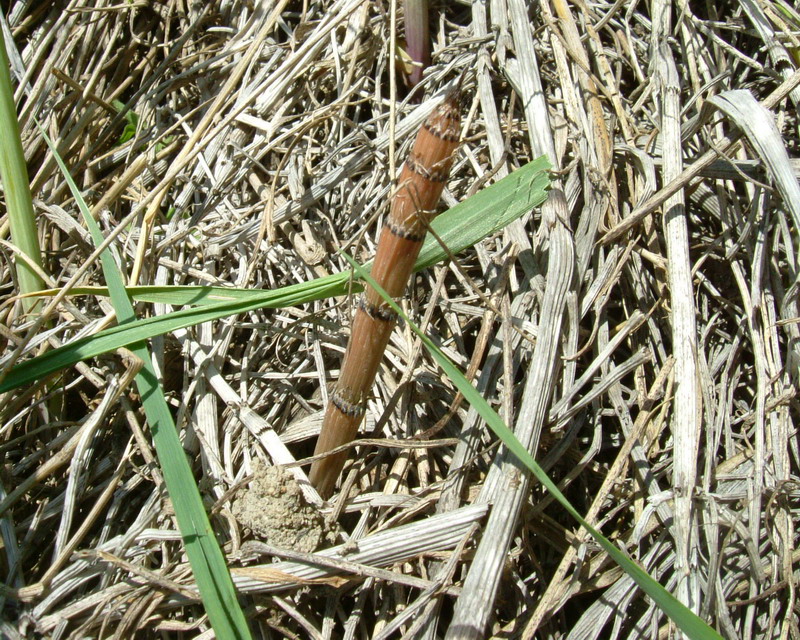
309;82;463;498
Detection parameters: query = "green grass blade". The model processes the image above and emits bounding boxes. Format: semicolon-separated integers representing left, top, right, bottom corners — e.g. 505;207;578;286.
403;0;430;87
0;150;548;635
0;276;349;393
21;153;550;306
0;28;45;313
415;155;550;270
343;253;724;640
1;157;551;393
38;128;252;639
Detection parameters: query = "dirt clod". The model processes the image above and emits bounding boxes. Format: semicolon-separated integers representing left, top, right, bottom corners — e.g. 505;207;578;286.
232;462;329;553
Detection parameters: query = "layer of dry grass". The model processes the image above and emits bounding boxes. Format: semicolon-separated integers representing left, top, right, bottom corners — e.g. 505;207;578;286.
1;0;799;638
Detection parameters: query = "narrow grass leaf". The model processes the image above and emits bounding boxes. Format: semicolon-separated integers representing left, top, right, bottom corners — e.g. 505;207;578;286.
38;128;252;640
1;157;550;392
416;154;550;270
0;275;350;392
343;254;724;640
0;28;45;313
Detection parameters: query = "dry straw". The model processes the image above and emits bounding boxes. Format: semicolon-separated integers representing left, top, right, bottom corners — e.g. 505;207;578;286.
0;1;797;638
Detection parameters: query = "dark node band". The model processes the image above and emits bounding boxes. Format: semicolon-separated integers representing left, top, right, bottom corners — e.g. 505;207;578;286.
331;390;367;417
358;296;398;323
422;120;460;143
432;103;460;122
406;154;449;183
384;218;426;242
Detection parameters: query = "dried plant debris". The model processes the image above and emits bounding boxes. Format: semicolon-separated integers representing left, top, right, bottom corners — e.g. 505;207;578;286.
232;462;333;553
0;0;799;638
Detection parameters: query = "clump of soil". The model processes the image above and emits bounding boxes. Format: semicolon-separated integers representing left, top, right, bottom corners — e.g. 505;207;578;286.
232;462;332;553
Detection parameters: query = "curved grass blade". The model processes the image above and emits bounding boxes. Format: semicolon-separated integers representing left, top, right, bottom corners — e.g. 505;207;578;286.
342;253;724;640
37;128;252;639
1;156;550;393
0;28;45;313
